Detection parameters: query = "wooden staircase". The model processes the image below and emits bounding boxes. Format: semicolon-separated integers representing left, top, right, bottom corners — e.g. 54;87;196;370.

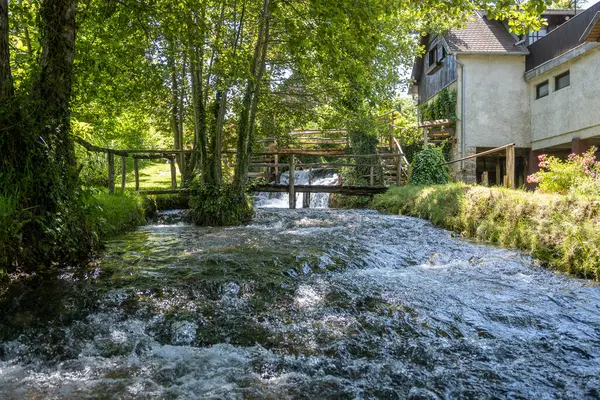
376;137;410;186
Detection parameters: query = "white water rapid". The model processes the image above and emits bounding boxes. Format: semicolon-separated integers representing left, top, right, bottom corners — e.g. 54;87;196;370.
254;169;339;208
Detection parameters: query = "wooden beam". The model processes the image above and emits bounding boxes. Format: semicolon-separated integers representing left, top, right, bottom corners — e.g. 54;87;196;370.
396;156;402;186
134;158;140;191
418;119;455;128
289;129;347;135
303;167;312;208
496;158;501;186
137;189;188;195
440;143;516;166
253;185;388;195
274;154;279;183
289;156;296;209
252;152;403;158
249;162;356;168
132;153;176;160
506;144;515;189
120;155;127;193
169;158;177;189
107;152;115;194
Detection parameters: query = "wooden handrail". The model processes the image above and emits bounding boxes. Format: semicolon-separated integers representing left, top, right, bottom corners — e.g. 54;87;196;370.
418;119;455;128
439;143;515;166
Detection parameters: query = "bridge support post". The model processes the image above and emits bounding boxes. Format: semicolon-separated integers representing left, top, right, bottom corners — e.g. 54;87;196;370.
121;155;127;193
274;154;279;183
289;155;296;209
369;165;375;186
107;151;115;194
134;158;140;191
169;157;177;189
303;167;312;208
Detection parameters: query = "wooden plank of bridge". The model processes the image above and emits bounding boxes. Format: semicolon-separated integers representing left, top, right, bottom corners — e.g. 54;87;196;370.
121;156;127;193
289;156;296;209
169;158;177;189
138;189;188;195
107;151;115;194
254;185;388;195
134;158;140;191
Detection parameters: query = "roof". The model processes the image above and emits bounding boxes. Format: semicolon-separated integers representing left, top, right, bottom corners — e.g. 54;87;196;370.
541;9;578;16
526;1;600;70
581;11;600;42
444;12;529;54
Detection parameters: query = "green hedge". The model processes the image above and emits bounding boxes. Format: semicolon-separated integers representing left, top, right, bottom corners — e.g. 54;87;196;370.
373;184;600;280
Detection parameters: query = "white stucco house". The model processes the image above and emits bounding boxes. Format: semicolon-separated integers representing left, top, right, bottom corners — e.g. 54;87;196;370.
410;2;600;186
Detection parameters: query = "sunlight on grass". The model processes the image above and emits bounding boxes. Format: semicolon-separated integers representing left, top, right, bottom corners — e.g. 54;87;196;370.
133;161;180;190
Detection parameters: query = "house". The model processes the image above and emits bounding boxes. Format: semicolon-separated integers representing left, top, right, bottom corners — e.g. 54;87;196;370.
410;2;600;186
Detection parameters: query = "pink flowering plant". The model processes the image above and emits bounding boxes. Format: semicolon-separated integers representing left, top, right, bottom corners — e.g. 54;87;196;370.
527;147;600;195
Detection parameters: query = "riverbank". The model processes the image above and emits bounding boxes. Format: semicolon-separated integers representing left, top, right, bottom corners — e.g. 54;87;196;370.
373;183;600;280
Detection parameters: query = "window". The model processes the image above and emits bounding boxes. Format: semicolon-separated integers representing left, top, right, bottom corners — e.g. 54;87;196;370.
536;80;549;99
527;27;548;45
428;46;438;67
555;70;570;91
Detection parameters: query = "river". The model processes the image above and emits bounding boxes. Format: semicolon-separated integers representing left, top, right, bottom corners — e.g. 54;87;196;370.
1;187;600;398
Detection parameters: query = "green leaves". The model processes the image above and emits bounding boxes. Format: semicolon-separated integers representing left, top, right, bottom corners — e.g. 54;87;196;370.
409;146;450;185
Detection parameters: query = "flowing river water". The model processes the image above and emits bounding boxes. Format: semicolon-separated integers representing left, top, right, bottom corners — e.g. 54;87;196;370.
1;180;600;398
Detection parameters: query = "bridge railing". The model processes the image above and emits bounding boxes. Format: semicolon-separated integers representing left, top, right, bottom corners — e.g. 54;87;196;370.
74;135;406;197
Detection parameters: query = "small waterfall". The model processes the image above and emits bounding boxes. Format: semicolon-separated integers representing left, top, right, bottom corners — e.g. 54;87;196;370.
254;169;339;209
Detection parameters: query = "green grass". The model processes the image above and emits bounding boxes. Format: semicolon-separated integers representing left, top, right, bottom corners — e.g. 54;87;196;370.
84;192;148;240
133;161;179;190
373;183;600;280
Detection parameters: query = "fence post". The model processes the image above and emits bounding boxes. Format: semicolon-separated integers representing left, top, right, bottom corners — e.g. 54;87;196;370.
289;155;296;209
169;157;177;189
134;158;140;191
506;144;515;189
396;155;402;186
303;167;312;208
107;151;115;194
370;165;375;186
121;155;127;193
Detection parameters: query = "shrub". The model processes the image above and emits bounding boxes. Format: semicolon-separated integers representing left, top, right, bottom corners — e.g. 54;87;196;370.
189;181;254;226
409;146;450;185
528;147;600;196
84;192;147;240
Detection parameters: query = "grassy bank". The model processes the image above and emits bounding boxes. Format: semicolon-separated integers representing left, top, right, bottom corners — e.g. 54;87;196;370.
373;183;600;280
84;192;148;241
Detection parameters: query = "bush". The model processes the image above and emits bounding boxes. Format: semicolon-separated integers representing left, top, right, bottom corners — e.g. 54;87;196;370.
409;146;450;185
189;181;254;226
84;192;147;240
373;183;600;280
528;147;600;195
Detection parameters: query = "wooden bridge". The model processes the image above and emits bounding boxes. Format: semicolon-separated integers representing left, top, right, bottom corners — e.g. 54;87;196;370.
74;124;411;208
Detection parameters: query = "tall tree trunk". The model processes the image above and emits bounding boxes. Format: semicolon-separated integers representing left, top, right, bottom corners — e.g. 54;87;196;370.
0;0;19;174
189;46;206;181
0;0;13;102
178;55;186;184
35;0;78;195
233;0;270;194
167;45;183;179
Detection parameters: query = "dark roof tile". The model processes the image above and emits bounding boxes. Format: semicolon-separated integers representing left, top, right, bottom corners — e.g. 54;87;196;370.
445;12;529;54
